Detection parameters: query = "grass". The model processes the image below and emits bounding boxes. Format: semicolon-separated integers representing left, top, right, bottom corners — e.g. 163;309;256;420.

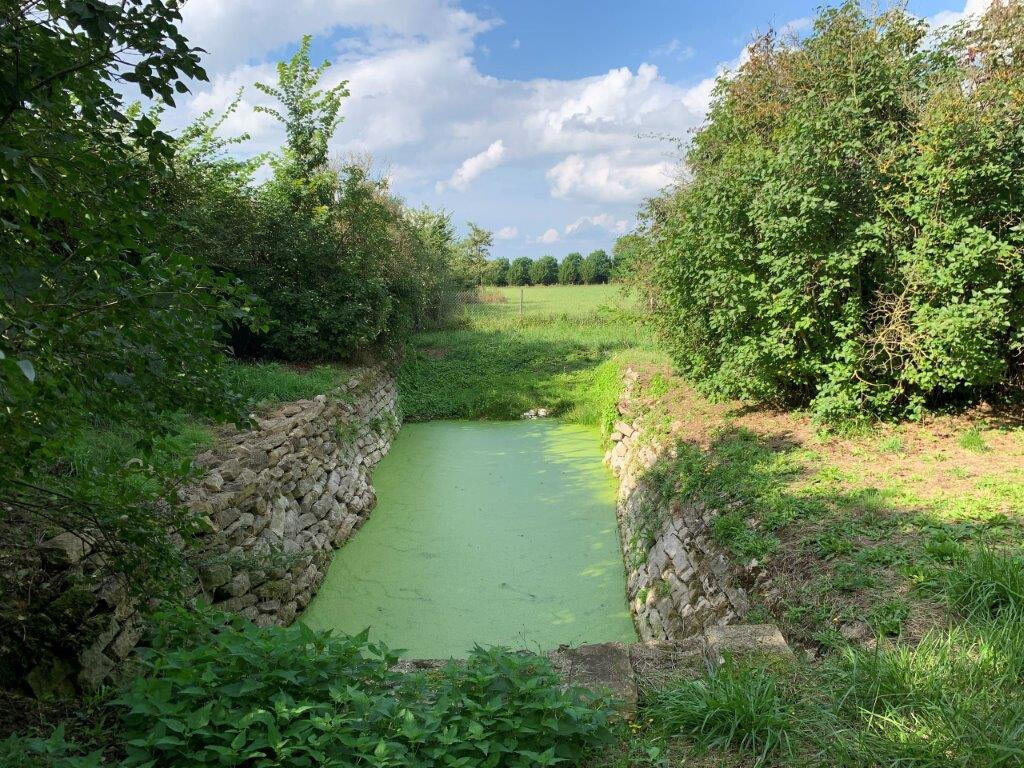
398;283;659;423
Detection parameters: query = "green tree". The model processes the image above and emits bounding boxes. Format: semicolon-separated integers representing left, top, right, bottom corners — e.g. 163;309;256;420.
454;223;493;287
508;257;534;286
254;35;348;183
580;250;612;284
558;252;583;284
639;1;1024;421
0;0;256;686
486;258;511;286
530;255;559;285
611;235;642;280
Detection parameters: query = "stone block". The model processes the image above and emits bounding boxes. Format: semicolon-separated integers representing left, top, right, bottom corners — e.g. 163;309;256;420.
705;624;793;664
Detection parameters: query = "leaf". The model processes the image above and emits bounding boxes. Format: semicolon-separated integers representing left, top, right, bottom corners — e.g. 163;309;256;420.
16;359;35;382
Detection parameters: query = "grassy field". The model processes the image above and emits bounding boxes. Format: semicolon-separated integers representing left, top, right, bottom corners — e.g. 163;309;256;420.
397;283;661;425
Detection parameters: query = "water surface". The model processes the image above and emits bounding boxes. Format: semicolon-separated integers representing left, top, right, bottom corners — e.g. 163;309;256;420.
302;420;635;657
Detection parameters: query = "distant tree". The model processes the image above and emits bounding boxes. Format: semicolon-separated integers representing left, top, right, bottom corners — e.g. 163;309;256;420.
453;223;493;286
530;255;559;285
580;249;612;284
611;235;642;280
508;257;534;286
558;252;583;284
486;257;510;286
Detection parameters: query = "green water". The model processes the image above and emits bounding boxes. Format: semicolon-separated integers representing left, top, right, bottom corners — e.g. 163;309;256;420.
302;420;636;657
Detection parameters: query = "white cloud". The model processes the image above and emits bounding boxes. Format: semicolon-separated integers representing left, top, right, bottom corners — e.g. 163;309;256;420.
165;0;978;259
649;39;696;61
538;228;560;244
565;214;628;236
928;0;993;28
547;152;675;202
495;226;518;240
436;139;507;192
511;38;521;50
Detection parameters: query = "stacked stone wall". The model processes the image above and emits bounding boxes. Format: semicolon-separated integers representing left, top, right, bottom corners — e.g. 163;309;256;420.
35;366;399;693
605;369;750;643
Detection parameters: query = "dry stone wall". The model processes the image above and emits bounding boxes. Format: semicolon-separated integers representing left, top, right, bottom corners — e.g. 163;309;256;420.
41;366;399;694
605;369;750;643
185;365;399;628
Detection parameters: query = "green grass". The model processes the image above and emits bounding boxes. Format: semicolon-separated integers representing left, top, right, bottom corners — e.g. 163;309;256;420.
958;427;989;453
398;283;661;423
224;361;350;406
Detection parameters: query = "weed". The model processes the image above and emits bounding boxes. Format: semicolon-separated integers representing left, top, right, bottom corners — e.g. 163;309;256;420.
958;428;989;453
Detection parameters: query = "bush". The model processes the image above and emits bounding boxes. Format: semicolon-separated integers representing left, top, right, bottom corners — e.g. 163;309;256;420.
634;2;1024;421
115;610;613;768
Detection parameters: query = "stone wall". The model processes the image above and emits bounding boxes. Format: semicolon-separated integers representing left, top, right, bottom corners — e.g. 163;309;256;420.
605;369;750;643
39;366;399;694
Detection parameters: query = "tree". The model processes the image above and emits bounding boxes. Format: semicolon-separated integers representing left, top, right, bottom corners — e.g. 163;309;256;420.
486;258;511;286
580;250;612;284
453;223;493;287
0;0;256;686
508;257;534;286
558;252;583;285
530;255;559;285
254;35;348;182
612;235;643;280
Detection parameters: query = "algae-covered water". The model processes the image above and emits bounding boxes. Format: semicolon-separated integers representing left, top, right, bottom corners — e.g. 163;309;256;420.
301;420;636;657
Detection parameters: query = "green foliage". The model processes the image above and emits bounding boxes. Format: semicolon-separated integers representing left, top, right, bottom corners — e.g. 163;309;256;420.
486;257;511;286
508;257;533;286
559;253;583;285
943;546;1024;620
397;285;642;421
958;428;989;453
452;223;495;287
635;2;1024;422
580;250;612;284
114;610;613;768
0;0;259;688
529;255;559;286
223;362;350;406
254;35;348;182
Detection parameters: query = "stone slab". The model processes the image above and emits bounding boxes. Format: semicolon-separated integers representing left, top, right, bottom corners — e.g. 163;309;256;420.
704;623;792;663
548;642;637;716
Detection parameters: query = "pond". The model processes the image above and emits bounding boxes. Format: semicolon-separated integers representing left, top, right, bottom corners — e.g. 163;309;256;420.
301;420;636;658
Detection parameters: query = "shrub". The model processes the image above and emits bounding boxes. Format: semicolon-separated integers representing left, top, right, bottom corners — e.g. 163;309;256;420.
634;2;1024;422
115;610;613;768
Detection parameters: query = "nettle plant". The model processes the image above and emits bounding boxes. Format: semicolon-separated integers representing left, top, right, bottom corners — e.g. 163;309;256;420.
636;1;1024;422
114;610;614;768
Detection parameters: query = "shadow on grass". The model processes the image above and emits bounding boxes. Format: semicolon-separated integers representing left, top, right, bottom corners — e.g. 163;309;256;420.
398;327;628;421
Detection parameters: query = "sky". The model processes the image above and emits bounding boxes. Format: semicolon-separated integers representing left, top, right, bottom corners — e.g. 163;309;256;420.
166;0;991;261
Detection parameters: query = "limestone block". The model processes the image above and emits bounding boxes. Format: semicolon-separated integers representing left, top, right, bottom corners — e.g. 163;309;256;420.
41;531;93;565
704;624;792;663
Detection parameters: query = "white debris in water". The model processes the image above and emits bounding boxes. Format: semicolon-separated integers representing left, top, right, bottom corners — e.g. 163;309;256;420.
520;408;551;419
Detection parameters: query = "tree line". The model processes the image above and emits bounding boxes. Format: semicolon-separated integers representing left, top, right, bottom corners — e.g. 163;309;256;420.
452;238;627;287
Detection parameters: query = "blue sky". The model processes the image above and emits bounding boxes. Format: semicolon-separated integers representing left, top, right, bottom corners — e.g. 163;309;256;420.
170;0;985;261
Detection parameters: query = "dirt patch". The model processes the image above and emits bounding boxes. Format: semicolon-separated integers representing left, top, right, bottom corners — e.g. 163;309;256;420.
420;347;448;360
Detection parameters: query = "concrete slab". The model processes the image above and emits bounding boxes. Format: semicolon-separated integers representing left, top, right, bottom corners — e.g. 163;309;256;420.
704;623;792;663
548;642;637;715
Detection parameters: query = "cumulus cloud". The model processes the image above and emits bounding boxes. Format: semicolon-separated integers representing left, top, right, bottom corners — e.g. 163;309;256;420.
547;152;675;202
495;226;518;240
538;228;560;244
565;214;628;236
436;140;507;192
928;0;993;29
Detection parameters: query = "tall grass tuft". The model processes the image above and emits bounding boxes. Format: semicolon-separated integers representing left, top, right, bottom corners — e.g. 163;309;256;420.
645;657;800;766
944;547;1024;620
